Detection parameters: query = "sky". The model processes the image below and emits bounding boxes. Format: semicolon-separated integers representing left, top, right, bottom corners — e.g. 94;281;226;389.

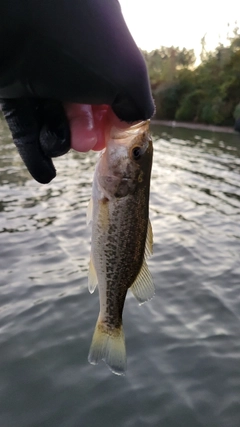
119;0;240;58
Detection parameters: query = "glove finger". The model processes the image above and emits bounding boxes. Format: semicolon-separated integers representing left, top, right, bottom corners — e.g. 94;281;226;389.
1;98;56;184
38;100;70;158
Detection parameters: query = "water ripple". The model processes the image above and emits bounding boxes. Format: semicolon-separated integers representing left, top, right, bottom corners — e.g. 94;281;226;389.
1;120;240;426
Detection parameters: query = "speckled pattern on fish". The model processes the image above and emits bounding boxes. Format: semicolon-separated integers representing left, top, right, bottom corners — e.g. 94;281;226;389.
87;121;155;375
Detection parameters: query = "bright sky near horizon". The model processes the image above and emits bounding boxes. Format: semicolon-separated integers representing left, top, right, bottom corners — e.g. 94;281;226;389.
119;0;240;57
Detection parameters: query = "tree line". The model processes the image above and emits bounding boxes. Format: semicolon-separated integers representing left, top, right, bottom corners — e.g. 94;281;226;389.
142;27;240;126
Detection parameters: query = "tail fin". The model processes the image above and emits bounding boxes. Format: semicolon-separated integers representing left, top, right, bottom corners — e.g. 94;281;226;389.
88;319;126;376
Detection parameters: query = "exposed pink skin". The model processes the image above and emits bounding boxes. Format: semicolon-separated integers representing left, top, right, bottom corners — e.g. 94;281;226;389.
64;103;97;152
64;103;137;153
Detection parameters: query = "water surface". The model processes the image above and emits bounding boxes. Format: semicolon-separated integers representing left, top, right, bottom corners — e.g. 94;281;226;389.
1;119;240;427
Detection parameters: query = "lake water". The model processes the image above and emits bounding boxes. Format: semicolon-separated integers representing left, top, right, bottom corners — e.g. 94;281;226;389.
1;119;240;427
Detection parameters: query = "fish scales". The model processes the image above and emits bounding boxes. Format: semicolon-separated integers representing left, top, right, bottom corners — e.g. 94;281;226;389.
96;196;148;328
87;121;154;375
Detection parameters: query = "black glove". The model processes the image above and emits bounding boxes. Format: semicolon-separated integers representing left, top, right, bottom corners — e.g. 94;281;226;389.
1;99;70;183
0;0;154;183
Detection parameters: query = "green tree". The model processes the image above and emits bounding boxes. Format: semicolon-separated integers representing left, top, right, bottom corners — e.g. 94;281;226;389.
144;26;240;126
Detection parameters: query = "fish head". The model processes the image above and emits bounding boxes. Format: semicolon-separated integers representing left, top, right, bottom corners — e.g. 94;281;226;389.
97;121;153;199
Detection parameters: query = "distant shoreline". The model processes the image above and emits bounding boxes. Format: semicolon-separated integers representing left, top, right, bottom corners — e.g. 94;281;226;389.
151;120;237;134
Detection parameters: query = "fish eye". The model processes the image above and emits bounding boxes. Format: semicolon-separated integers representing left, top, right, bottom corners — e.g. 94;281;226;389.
132;146;142;160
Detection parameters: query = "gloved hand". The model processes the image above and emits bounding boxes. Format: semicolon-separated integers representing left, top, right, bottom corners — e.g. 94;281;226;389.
1;98;71;183
0;0;154;184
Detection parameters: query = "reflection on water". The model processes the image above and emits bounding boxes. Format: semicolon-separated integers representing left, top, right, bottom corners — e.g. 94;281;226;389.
1;118;240;427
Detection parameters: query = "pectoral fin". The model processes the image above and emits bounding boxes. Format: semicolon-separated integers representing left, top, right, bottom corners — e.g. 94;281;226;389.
88;257;98;293
86;197;93;225
145;220;153;258
130;259;155;304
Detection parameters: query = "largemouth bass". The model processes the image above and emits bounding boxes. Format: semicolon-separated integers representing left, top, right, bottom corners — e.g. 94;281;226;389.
87;120;154;375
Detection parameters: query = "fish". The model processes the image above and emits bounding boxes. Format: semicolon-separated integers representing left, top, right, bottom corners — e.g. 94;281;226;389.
86;120;154;375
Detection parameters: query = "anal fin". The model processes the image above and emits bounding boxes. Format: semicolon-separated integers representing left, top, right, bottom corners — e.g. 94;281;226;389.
145;219;153;258
130;259;155;304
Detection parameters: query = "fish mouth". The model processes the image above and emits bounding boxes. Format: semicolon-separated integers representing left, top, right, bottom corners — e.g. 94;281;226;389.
110;119;150;140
